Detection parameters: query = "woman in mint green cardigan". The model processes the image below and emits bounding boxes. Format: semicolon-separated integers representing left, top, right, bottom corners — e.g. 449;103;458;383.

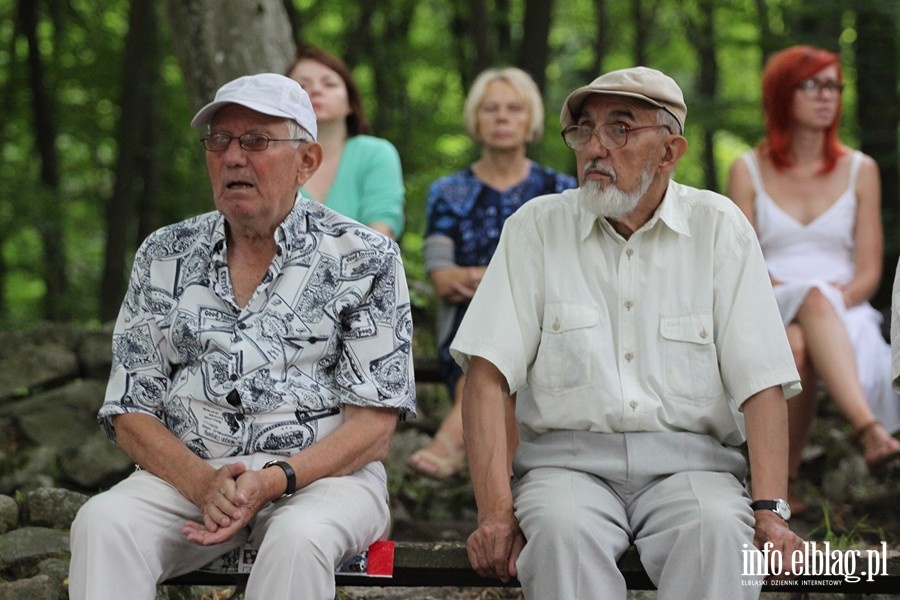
288;45;405;239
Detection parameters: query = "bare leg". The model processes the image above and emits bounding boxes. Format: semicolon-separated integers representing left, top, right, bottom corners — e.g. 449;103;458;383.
785;323;817;515
407;378;466;479
409;377;519;479
793;288;900;463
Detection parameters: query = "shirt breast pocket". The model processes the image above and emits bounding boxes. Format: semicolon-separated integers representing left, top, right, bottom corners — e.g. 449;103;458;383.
659;313;724;405
531;303;599;394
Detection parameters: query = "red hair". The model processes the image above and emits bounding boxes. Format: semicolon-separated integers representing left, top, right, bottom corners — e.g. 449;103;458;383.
761;45;845;173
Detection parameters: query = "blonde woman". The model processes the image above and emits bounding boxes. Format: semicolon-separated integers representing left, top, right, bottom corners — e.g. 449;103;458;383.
407;67;577;479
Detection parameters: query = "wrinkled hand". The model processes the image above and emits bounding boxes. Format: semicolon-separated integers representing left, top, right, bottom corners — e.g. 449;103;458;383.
753;510;805;580
195;461;247;535
466;512;524;582
449;267;484;299
185;466;274;546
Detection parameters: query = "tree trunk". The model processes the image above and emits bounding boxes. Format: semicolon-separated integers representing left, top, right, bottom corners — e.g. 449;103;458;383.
20;0;68;321
517;0;553;91
855;2;899;234
100;0;162;321
593;0;608;76
162;0;295;110
470;0;495;76
687;0;719;191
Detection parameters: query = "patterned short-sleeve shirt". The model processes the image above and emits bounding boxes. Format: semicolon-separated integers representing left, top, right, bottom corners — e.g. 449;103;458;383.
100;198;416;459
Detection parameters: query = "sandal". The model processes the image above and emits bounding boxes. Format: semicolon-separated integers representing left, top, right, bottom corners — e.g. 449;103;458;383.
853;420;900;478
407;432;466;481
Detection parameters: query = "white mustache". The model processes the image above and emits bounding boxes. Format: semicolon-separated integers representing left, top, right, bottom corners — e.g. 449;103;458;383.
583;160;616;182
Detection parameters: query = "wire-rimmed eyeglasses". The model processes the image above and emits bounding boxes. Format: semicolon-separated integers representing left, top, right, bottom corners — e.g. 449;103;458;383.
796;79;844;98
200;132;312;152
561;123;671;150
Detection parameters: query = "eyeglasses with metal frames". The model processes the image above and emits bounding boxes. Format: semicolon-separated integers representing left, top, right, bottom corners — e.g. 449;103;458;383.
796;79;844;97
200;132;311;152
561;123;671;150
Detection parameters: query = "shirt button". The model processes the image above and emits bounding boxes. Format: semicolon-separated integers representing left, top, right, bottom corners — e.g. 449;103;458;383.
626;249;634;258
230;374;238;381
237;322;247;330
624;352;634;362
624;300;633;310
699;327;708;339
629;400;638;409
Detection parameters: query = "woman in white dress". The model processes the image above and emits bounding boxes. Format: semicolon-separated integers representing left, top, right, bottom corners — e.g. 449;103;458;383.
728;45;900;514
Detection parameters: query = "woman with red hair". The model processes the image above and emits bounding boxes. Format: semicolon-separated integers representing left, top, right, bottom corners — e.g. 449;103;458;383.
729;45;900;515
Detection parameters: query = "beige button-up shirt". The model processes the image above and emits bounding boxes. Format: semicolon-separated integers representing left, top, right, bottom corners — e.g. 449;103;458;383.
451;181;800;446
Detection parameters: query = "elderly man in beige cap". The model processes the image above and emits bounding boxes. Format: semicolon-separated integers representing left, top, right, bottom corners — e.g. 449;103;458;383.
68;73;416;600
452;66;804;598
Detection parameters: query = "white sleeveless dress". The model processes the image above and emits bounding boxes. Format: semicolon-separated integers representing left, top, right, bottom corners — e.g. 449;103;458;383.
742;151;900;433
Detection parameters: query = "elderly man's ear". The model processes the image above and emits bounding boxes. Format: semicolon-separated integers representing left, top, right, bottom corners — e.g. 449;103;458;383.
660;134;688;171
297;142;324;184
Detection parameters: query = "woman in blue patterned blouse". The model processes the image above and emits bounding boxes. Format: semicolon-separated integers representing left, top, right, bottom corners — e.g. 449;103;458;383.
407;67;577;480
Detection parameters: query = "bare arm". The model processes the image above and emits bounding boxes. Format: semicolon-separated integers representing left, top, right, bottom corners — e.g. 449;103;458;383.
727;156;783;286
727;157;757;230
741;387;804;561
840;155;882;306
463;357;524;581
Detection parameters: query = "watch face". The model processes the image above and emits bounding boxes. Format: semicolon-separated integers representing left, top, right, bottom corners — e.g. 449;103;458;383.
775;499;791;521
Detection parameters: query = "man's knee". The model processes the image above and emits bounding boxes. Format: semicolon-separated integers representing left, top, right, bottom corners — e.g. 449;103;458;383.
72;492;126;538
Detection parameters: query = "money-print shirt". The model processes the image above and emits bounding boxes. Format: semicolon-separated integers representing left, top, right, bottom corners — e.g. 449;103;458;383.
99;198;416;459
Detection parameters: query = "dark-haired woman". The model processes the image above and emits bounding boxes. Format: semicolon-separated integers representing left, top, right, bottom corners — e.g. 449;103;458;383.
287;45;405;238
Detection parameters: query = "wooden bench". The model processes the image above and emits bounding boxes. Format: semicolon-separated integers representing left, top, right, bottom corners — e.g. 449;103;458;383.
164;541;900;594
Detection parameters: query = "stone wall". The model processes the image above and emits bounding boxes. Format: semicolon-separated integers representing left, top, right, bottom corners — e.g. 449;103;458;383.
0;324;130;598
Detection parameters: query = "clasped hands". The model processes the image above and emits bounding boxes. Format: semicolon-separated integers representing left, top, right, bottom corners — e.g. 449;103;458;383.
182;461;273;546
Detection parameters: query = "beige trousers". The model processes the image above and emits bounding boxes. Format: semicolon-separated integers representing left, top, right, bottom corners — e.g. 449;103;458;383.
68;454;390;600
512;431;764;600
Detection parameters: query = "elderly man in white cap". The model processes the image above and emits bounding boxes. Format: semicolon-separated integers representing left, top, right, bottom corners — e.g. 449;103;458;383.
452;66;805;599
68;73;415;600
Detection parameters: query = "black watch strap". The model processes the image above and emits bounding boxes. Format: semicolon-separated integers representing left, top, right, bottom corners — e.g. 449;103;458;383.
263;460;296;498
750;499;790;521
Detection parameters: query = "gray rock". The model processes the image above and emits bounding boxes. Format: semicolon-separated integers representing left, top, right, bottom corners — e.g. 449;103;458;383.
0;339;79;403
0;526;69;577
22;488;88;530
0;574;57;600
0;495;18;534
63;430;133;489
14;380;106;451
77;328;113;380
36;557;69;588
0;447;58;496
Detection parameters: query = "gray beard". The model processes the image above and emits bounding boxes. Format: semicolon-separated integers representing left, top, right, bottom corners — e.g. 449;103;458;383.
578;169;654;219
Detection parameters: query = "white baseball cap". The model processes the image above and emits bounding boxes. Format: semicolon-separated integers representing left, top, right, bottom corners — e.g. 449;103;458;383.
191;73;318;140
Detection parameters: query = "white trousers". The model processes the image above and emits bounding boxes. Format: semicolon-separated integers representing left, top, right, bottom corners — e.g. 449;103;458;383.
511;431;764;600
68;454;390;600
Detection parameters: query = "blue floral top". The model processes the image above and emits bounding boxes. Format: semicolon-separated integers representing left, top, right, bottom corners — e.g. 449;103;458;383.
425;162;577;391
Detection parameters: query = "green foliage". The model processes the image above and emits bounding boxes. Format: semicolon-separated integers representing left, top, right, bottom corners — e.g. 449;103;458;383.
808;502;887;549
1;0;896;327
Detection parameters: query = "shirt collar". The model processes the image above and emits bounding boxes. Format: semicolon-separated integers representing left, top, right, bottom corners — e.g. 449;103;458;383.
578;179;691;240
212;195;310;255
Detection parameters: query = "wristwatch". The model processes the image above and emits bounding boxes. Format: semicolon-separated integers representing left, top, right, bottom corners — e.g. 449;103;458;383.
750;499;791;521
263;460;297;498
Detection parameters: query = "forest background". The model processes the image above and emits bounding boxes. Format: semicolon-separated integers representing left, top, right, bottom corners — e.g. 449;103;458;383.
0;0;898;331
